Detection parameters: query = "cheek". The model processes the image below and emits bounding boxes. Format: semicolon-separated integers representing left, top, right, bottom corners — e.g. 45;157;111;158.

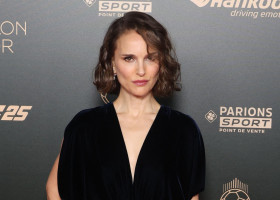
115;62;134;79
150;65;160;78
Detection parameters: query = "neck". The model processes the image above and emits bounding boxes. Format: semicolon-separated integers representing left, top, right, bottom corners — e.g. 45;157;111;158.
113;89;160;116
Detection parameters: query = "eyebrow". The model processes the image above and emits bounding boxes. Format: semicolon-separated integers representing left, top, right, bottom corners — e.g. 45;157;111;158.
120;52;158;57
121;54;134;57
147;52;158;56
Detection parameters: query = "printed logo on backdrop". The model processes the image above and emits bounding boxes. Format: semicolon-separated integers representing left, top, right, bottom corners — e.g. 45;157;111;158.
0;105;32;121
84;0;97;7
0;21;27;54
220;178;250;200
190;0;280;19
205;106;272;133
99;0;152;17
83;0;152;17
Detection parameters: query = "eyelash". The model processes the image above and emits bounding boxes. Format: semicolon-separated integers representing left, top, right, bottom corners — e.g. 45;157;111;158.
124;56;134;62
123;56;158;62
147;56;155;61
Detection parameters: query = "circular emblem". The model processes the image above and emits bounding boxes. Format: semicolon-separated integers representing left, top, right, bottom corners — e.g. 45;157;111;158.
220;189;250;200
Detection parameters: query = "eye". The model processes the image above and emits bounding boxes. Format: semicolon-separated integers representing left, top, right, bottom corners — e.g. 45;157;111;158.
146;56;152;61
146;54;158;62
124;56;134;62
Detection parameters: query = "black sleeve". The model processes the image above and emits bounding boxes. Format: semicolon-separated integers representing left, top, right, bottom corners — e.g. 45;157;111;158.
57;110;89;200
176;116;206;200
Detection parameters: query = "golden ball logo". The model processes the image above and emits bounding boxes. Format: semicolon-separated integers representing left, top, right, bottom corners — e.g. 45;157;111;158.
221;189;250;200
220;178;250;200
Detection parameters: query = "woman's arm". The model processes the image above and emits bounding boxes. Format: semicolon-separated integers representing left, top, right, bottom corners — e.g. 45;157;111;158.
46;139;63;200
46;154;61;200
191;194;199;200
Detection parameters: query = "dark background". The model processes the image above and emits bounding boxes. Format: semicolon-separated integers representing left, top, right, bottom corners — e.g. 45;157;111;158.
0;0;279;199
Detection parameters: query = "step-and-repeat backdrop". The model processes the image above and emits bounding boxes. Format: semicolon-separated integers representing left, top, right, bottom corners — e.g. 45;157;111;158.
1;0;279;199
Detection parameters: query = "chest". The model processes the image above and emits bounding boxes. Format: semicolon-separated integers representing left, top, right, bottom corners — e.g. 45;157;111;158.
117;116;156;181
95;105;180;186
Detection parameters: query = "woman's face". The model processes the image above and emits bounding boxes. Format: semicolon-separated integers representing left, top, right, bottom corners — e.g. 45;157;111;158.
112;30;159;98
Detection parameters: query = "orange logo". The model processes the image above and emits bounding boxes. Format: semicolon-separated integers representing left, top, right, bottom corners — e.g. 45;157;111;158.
0;105;32;121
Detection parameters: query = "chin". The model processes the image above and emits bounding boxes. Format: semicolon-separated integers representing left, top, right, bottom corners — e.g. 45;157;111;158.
129;88;153;98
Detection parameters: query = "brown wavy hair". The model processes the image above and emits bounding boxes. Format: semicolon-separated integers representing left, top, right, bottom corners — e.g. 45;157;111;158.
93;11;181;97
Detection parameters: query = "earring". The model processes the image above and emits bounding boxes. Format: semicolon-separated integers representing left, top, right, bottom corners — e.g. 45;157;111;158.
100;93;110;104
113;65;116;80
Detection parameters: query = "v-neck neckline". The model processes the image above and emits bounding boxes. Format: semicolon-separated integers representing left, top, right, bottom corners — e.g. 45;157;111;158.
109;102;162;185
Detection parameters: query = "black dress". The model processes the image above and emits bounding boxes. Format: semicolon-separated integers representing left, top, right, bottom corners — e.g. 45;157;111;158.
58;102;205;200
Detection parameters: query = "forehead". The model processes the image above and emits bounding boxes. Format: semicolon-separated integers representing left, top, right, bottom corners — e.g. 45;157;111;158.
115;30;157;53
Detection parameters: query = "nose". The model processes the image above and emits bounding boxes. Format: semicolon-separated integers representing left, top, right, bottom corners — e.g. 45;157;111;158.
136;61;145;77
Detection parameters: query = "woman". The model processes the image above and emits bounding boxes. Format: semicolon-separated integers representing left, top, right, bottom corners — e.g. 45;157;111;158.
46;11;205;200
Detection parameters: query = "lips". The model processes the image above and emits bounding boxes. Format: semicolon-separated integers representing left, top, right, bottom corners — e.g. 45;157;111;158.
132;80;149;86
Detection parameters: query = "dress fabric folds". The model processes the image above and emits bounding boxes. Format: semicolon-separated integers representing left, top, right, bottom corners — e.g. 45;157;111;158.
58;102;205;200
